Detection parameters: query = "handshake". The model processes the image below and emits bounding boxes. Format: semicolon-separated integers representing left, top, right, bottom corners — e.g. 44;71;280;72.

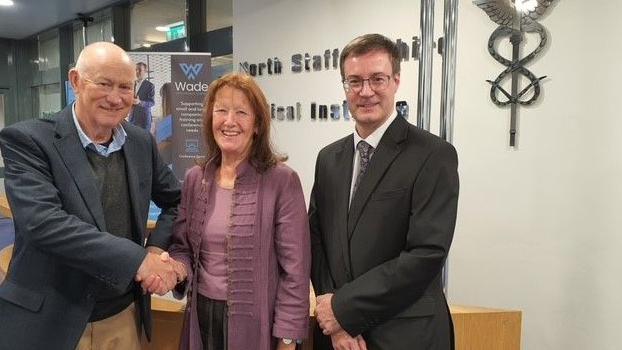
135;248;188;295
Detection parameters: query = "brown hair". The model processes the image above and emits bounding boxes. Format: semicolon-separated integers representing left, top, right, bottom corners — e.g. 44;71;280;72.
339;33;401;80
202;73;285;172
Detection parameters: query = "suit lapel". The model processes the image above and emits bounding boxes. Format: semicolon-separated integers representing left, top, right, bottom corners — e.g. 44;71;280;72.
137;81;146;97
122;128;145;244
52;108;106;231
347;117;408;238
334;135;354;272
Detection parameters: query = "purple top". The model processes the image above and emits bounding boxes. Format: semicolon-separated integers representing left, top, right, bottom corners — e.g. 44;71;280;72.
197;184;232;300
169;160;311;350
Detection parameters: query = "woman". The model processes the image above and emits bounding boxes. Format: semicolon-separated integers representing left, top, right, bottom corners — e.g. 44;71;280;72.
169;73;311;350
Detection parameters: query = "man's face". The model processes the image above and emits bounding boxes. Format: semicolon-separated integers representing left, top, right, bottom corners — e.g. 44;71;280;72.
136;64;147;80
343;50;400;137
70;63;135;133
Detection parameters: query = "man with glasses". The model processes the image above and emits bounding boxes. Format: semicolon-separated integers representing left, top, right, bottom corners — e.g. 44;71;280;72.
310;34;459;350
0;42;183;349
129;62;155;132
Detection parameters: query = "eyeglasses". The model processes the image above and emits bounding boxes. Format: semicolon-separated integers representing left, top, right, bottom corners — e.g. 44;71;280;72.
83;78;134;96
342;74;392;93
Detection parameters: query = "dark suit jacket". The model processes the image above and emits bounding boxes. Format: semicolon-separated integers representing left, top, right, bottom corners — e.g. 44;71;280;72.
0;106;180;350
130;79;155;131
310;116;459;350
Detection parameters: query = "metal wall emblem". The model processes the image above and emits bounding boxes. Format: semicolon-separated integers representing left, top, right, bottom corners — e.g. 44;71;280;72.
474;0;556;146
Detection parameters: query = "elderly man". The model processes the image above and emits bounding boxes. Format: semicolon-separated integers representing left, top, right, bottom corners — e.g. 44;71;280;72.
310;34;459;350
0;42;184;350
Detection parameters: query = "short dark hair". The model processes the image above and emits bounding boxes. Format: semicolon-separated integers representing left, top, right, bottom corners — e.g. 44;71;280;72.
136;62;147;70
339;33;401;80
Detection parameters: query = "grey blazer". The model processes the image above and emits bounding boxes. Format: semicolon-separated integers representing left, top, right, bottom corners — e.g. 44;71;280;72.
310;116;459;350
0;106;180;349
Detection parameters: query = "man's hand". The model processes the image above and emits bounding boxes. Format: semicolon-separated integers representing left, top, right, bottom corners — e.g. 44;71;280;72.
330;330;367;350
135;252;176;295
148;249;187;284
316;293;342;335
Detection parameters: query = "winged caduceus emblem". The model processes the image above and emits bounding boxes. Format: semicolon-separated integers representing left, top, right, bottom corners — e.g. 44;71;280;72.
474;0;554;29
473;0;557;147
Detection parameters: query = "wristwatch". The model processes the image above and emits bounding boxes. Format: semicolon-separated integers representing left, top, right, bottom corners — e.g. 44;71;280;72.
281;338;302;345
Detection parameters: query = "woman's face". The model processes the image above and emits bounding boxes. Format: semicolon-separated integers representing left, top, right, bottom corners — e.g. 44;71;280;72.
212;85;257;161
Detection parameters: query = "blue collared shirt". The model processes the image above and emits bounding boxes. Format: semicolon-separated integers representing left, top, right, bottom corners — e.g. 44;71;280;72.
71;103;127;157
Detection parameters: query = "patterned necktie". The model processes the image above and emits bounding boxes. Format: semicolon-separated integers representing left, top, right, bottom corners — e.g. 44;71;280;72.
353;140;374;195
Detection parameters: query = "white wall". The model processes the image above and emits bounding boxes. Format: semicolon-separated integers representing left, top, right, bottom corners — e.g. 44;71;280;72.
452;2;622;349
234;0;426;201
234;1;622;349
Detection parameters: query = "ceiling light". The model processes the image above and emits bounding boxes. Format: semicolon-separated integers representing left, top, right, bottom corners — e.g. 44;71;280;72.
155;26;169;32
142;43;152;48
0;0;15;6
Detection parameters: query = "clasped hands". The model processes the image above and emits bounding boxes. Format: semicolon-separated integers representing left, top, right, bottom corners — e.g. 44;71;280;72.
135;247;187;295
316;294;367;350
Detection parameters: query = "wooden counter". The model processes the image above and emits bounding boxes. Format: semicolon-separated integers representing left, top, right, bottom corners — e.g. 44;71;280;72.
0;244;10;283
142;297;186;350
1;195;521;349
451;305;521;350
143;299;521;350
0;195;11;219
2;243;522;350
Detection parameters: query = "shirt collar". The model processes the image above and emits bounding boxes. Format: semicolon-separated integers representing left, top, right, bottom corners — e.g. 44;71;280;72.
353;112;397;151
71;103;127;157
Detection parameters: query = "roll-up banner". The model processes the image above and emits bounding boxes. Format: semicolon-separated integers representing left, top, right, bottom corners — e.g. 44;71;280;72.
127;52;212;180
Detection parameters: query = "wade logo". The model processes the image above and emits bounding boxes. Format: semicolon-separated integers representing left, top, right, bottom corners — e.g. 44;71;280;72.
179;63;204;80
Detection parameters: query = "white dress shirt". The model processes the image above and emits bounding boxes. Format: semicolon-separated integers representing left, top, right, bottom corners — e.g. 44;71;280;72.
349;112;397;206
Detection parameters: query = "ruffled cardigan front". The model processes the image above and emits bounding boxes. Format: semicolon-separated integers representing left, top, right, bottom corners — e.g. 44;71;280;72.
169;160;311;350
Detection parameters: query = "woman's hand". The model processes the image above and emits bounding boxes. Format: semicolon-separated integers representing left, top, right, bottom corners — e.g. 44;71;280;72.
159;251;188;283
170;258;188;283
276;340;297;350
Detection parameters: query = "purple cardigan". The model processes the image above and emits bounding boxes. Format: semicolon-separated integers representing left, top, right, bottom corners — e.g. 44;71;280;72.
169;160;311;350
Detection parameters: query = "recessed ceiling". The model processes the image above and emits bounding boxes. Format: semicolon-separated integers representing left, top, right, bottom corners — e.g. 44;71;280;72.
0;0;232;42
131;0;232;49
0;0;121;39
